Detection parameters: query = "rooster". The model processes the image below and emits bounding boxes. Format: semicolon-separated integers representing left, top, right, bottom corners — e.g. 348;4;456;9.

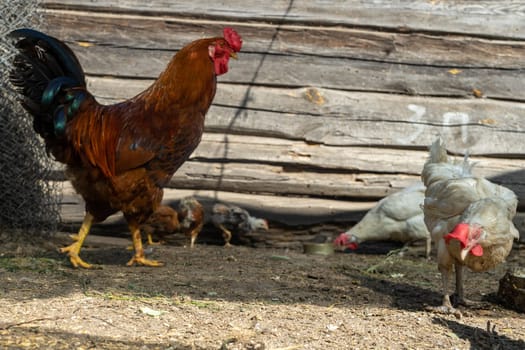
333;182;431;258
178;196;204;248
422;138;519;316
141;205;179;246
211;203;269;246
9;28;242;268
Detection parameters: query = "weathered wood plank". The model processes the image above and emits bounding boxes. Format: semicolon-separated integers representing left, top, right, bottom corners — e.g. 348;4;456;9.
65;43;525;101
49;132;525;204
43;10;525;69
184;134;525;203
41;0;525;39
170;164;418;199
87;77;525;155
189;133;525;175
50;160;419;199
169;160;525;204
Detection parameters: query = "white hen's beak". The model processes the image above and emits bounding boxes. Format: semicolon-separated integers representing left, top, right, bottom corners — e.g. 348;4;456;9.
460;248;470;261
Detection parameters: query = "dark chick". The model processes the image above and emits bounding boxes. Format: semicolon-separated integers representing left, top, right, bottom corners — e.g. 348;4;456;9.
211;203;269;247
9;28;242;268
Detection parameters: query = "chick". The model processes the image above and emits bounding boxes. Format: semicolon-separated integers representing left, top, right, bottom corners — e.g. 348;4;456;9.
178;196;205;248
211;203;269;246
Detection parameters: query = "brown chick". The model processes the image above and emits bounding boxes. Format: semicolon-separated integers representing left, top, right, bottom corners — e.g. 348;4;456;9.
178;196;204;248
141;205;180;246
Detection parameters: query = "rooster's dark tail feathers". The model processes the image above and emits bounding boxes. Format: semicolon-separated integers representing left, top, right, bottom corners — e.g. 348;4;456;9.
9;28;87;138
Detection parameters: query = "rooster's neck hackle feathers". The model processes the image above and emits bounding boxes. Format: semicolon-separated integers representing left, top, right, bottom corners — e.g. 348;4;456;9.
145;38;220;112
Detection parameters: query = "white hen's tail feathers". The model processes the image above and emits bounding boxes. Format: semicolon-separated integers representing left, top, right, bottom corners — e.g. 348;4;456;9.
422;138;474;187
428;138;448;164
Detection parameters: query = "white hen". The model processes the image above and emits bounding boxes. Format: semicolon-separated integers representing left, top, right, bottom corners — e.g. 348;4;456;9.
334;182;431;257
422;138;518;316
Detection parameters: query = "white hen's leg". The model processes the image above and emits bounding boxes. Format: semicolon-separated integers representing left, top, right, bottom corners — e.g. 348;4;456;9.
455;264;464;302
428;265;461;318
440;265;454;309
425;241;462;318
453;265;477;307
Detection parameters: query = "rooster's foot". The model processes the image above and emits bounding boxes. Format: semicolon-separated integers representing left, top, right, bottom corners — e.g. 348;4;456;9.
147;240;165;246
147;237;165;246
59;243;93;269
126;255;164;267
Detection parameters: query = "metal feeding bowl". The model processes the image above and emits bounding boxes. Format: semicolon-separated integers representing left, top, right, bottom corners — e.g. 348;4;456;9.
302;242;335;256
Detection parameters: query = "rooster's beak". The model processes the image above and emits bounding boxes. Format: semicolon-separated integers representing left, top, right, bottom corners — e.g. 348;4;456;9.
230;52;238;59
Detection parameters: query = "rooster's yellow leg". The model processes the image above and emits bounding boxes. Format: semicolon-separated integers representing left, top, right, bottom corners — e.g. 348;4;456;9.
147;234;164;246
127;223;164;267
60;213;94;269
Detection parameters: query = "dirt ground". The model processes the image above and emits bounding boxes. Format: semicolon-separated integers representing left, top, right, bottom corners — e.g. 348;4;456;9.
0;231;524;350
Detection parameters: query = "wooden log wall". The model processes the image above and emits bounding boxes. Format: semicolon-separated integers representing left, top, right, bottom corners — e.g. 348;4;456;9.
40;1;525;233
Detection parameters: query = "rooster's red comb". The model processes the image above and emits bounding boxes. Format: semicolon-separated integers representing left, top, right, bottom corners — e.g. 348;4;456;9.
223;27;242;52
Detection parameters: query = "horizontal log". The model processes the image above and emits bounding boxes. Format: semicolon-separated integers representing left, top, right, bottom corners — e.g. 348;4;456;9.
41;0;525;39
50;132;525;205
48;131;525;179
87;77;525;155
169;162;419;199
63;42;525;101
185;134;525;205
170;161;525;206
50;161;419;199
42;11;525;69
192;133;525;175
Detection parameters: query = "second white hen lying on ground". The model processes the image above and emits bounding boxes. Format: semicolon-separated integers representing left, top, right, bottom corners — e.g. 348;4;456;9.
422;138;519;317
333;182;431;257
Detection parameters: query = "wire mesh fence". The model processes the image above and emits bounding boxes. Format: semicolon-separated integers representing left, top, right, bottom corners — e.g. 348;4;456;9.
0;0;61;238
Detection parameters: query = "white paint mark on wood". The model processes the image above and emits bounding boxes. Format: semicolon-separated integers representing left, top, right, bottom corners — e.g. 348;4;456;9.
397;104;426;144
443;112;469;143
